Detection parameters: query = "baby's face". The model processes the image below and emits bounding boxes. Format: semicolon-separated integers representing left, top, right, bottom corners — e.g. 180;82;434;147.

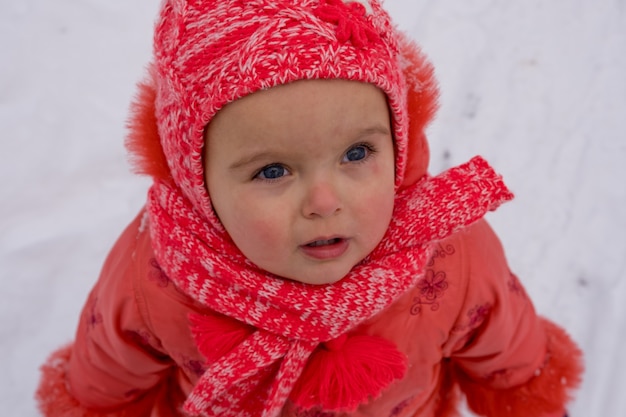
204;79;395;285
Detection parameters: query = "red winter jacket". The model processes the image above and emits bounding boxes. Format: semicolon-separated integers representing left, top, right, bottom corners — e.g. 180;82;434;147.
36;209;582;417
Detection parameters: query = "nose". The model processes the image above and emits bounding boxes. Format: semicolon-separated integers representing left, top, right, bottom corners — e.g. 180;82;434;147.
302;178;342;218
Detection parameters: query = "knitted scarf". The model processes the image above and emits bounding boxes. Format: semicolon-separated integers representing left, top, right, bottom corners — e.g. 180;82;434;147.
147;156;513;417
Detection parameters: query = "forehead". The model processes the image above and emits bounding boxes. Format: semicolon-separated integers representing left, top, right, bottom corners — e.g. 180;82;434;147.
204;79;392;162
208;79;389;132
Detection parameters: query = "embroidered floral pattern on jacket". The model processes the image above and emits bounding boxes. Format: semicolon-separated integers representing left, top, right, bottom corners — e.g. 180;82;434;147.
508;272;528;298
124;329;151;348
148;257;170;287
389;396;414;416
183;358;207;378
410;269;449;315
172;352;208;379
84;295;102;330
466;303;492;329
124;329;166;357
452;303;492;333
426;242;456;267
314;0;379;47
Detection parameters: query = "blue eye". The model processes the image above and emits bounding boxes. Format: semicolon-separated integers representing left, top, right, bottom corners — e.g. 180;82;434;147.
256;164;287;180
344;145;370;162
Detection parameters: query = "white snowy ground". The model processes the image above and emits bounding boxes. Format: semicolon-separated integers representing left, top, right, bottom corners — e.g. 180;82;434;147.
1;0;624;416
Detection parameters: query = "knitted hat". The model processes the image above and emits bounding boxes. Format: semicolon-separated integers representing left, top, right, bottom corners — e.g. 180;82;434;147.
126;0;439;224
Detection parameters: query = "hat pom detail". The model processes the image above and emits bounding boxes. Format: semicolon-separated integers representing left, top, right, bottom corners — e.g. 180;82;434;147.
315;0;379;48
125;64;171;181
289;333;408;412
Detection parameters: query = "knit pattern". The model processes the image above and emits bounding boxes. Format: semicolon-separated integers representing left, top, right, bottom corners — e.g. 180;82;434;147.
152;0;408;225
147;156;514;416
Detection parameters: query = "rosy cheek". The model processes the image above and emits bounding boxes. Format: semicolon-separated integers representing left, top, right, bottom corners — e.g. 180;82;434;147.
361;188;394;235
234;212;283;250
252;220;280;244
225;192;287;247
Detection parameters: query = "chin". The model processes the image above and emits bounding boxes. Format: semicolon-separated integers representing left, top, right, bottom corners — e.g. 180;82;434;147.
296;268;353;286
269;262;355;285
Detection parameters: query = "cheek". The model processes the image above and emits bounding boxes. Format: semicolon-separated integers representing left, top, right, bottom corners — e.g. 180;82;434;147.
365;190;394;223
357;178;395;238
245;218;281;244
225;201;289;256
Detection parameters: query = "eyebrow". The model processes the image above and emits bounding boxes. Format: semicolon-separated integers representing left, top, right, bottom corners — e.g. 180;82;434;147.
359;125;391;137
229;151;283;171
228;124;391;171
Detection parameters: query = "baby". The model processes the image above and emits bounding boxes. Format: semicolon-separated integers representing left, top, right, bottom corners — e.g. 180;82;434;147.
36;1;582;417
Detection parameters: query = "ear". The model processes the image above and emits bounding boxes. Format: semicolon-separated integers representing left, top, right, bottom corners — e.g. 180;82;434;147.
125;63;172;181
397;33;440;188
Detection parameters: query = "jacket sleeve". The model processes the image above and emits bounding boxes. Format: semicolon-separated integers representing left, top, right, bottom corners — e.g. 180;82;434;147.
441;220;583;417
36;212;174;416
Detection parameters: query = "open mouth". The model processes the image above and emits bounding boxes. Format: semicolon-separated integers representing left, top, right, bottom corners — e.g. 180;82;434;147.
306;238;343;247
301;237;349;260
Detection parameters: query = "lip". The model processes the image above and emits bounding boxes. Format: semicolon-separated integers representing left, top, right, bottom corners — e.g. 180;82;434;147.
300;237;349;260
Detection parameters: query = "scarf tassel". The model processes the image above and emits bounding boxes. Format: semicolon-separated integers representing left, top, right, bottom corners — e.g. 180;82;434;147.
189;314;407;413
189;313;255;362
289;333;408;412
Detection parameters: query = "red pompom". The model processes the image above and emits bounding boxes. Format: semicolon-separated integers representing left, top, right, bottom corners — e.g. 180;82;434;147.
458;318;583;417
36;345;133;417
189;313;255;362
289;334;407;412
125;64;171;181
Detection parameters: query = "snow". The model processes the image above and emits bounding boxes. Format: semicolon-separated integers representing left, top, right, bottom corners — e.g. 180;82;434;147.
1;0;624;415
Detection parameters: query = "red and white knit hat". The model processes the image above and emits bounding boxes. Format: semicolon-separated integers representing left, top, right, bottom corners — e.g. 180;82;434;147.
127;0;439;223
